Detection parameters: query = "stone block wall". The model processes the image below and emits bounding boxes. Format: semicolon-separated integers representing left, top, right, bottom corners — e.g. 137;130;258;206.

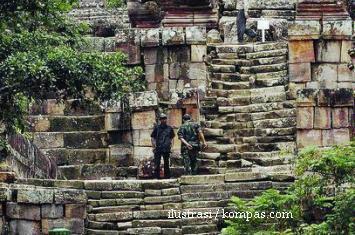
0;183;87;234
288;1;354;148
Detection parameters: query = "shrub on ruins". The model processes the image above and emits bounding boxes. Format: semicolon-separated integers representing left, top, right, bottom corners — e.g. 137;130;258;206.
106;0;124;8
222;143;355;235
0;0;144;137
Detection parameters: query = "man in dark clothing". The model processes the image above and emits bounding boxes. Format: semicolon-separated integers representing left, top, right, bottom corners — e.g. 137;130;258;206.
151;113;175;179
177;114;207;175
236;0;257;43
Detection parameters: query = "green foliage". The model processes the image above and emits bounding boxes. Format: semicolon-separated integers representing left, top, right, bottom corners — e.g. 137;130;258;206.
0;0;144;134
106;0;124;8
223;144;355;235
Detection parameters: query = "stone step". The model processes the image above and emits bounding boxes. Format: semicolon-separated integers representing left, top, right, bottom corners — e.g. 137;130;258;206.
255;76;287;87
210;73;247;82
42;148;108;166
215;44;254;54
253;41;288;52
88;198;144;208
197;159;219;168
225;172;268;182
204;144;236;153
211;64;236;73
234;127;296;138
246;49;288;60
251;92;287;104
203;128;224;137
89;205;140;214
212;59;253;66
86;229;121;235
241;63;287;74
237;142;296;153
33;131;108;149
209;88;251;98
219;101;295;114
216;53;240;59
29;115;105;132
240;152;295;166
216;96;251;106
59;165;138;180
255;70;288;79
199;152;221;160
251;55;287;66
211;80;250;90
30;99;103;116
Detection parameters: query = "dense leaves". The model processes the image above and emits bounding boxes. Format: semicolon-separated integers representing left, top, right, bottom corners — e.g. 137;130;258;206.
0;0;144;134
223;143;355;235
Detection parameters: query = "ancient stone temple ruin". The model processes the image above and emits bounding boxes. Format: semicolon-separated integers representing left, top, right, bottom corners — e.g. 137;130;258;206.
1;0;354;234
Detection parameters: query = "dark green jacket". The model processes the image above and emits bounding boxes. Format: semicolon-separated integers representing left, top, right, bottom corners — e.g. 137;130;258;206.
177;121;201;148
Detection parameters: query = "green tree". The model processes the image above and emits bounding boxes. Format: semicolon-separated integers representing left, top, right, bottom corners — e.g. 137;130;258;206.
0;0;144;135
223;143;355;235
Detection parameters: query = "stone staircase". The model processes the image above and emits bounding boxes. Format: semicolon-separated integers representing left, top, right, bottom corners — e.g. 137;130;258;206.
29;99;114;180
201;41;296;176
84;175;292;234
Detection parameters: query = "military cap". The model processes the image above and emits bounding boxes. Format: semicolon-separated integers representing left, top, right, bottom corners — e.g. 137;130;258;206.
183;114;191;120
159;113;167;119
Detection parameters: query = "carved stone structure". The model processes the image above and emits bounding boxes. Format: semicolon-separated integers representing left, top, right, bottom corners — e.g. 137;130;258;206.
2;0;354;234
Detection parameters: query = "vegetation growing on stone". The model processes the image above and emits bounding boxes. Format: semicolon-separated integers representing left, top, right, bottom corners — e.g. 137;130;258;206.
223;143;355;235
0;0;144;135
106;0;125;8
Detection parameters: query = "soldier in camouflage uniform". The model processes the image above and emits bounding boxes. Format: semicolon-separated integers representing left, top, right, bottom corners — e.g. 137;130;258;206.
177;114;207;175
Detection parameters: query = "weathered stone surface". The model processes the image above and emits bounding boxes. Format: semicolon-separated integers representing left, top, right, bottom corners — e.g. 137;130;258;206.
337;64;354;82
144;195;181;204
288;20;320;39
41;204;64;219
10;220;41;235
314;107;331;129
207;29;222;44
316;40;341;63
95;211;133;222
33;132;64;148
131;110;156;130
332;108;349;128
7;203;41;220
133;210;170;219
322;128;351;146
54;189;87;204
289;40;315;63
188;63;207;80
144;47;167;65
341;40;352;62
142;179;179;190
186;26;206;44
179;175;224;185
162;27;184;45
133;129;154;147
312;64;338;89
248;0;296;9
65;204;86;218
297;129;322;148
225;172;268;182
127;227;161;234
141;29;160;47
191;45;207;62
17;188;53;204
322;20;352;39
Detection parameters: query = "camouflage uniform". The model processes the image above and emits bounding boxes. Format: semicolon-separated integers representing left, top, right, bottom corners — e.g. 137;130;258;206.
177;121;202;175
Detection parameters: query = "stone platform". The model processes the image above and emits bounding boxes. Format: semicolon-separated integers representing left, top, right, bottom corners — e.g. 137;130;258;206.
7;172;293;234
